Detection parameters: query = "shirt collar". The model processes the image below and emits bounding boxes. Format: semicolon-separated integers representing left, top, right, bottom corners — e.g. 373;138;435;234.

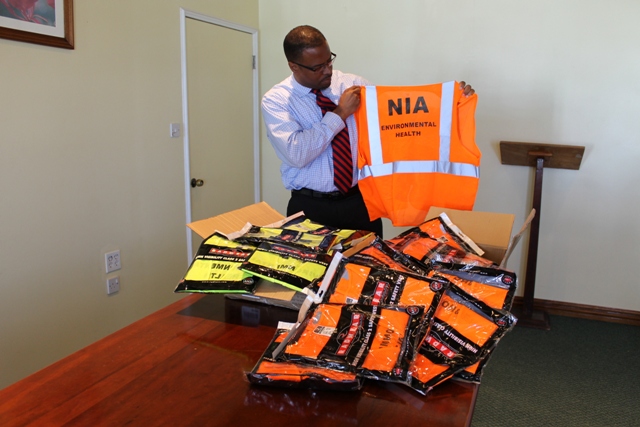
290;74;315;97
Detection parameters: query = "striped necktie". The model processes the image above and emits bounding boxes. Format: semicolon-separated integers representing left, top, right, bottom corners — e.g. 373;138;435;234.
312;89;353;193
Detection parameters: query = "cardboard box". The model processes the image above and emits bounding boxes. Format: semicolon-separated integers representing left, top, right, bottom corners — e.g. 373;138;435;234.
425;207;516;266
188;201;285;238
185;203;525;310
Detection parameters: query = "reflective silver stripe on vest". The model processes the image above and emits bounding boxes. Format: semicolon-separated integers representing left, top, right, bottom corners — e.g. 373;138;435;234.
359;81;479;180
439;81;454;161
365;86;383;165
359;161;479;179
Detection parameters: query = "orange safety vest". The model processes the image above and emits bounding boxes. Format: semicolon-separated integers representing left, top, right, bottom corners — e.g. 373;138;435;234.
356;81;481;226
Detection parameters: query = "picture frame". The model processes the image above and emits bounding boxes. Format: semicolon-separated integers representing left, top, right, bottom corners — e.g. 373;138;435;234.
0;0;74;49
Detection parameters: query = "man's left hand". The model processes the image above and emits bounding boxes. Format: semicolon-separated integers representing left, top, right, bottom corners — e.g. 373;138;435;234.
459;81;475;97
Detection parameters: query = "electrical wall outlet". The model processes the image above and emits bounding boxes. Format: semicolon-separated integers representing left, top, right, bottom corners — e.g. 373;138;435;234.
107;276;120;295
105;250;121;273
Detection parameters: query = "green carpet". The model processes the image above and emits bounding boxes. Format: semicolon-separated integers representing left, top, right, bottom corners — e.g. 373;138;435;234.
471;315;640;427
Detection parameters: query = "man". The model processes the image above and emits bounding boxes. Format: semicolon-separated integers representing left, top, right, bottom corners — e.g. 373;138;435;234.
262;25;474;236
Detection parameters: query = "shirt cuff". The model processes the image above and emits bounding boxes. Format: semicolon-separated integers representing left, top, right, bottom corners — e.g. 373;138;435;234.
323;111;346;135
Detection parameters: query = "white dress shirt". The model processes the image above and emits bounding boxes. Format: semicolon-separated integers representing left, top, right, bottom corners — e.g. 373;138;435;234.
262;70;371;192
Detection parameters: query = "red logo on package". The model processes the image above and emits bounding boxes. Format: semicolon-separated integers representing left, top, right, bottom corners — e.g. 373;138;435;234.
426;335;457;359
372;281;389;306
336;313;362;356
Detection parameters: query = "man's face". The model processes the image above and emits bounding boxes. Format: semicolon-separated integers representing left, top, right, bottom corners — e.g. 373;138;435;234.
288;42;334;90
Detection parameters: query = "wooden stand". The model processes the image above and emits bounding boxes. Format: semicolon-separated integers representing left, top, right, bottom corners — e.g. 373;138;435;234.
500;141;585;330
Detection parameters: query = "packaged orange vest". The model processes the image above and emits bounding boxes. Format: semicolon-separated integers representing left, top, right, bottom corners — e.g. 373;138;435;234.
350;236;432;277
409;285;516;394
388;230;496;268
356;82;480;226
429;264;518;383
279;303;425;383
430;264;518;311
402;213;484;256
322;257;446;312
247;325;363;391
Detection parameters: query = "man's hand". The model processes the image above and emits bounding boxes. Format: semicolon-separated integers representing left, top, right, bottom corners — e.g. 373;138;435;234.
334;86;362;121
459;81;475;97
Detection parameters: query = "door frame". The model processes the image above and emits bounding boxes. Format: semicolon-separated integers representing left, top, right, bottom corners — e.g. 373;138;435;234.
179;9;260;262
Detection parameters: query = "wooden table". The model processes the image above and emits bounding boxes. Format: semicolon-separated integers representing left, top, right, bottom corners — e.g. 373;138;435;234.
0;295;479;426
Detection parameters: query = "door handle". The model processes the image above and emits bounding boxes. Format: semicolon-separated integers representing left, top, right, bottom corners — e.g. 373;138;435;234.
190;178;204;188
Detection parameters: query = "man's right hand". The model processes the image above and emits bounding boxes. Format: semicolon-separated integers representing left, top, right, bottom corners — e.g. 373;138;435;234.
334;86;362;121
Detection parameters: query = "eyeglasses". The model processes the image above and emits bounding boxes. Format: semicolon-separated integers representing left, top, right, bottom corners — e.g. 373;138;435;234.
291;52;337;73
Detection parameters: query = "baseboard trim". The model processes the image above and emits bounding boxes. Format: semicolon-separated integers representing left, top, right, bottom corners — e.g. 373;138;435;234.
512;297;640;327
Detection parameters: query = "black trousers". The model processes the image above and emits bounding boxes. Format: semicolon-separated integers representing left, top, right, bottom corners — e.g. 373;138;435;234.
287;186;383;236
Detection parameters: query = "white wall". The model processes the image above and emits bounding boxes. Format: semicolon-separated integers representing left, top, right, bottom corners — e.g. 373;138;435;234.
0;0;259;389
259;1;640;311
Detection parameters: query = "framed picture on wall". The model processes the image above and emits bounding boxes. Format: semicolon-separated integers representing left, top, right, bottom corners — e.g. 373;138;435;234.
0;0;74;49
